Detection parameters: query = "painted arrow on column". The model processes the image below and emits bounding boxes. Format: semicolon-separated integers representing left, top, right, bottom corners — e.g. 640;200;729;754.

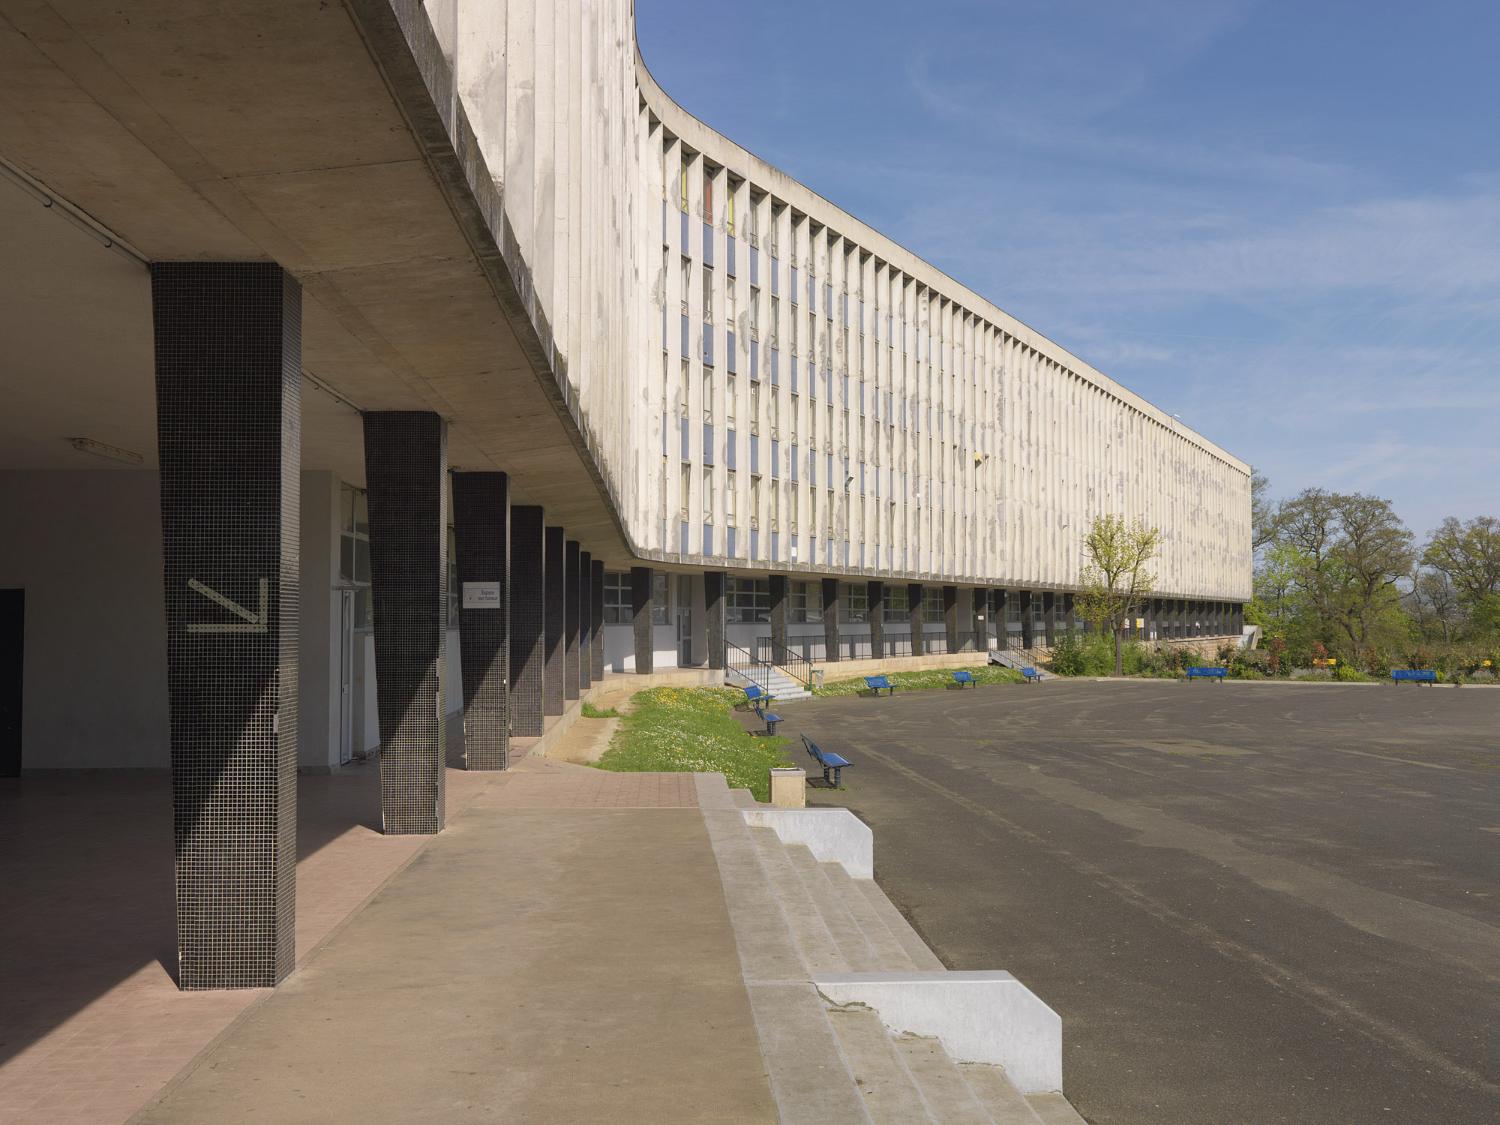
185;578;269;634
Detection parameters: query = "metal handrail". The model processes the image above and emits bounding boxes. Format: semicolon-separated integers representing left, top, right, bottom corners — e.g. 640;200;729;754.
752;637;815;687
725;638;772;692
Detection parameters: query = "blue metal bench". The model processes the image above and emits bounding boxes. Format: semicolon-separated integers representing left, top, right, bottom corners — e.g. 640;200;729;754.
802;734;851;787
952;670;976;688
1185;667;1227;682
1391;669;1437;685
1021;667;1042;683
742;685;782;734
864;674;895;696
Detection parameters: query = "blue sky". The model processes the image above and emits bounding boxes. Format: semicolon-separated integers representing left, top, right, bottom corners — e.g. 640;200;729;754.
637;0;1500;540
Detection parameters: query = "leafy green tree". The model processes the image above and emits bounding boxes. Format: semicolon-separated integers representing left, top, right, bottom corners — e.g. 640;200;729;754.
1075;515;1161;676
1422;517;1500;614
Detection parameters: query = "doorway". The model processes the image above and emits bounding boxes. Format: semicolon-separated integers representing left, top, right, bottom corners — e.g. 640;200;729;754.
0;589;22;778
338;589;355;765
677;575;693;666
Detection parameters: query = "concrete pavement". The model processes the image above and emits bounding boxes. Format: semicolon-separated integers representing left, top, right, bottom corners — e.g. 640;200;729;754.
785;680;1500;1124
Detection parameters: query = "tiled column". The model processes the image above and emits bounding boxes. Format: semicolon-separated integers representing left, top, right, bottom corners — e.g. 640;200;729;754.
1063;593;1077;637
993;589;1009;649
821;579;841;662
564;540;581;700
590;560;606;681
363;410;448;836
578;551;592;691
1232;603;1245;637
152;261;299;989
543;526;565;715
1042;591;1057;647
509;507;544;738
867;581;885;659
769;574;788;661
631;566;654;674
970;589;986;651
705;570;727;670
943;585;959;653
1019;590;1035;649
452;472;509;771
908;583;925;657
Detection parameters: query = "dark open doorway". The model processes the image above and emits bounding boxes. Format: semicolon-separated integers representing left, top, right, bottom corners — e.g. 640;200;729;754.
0;589;22;777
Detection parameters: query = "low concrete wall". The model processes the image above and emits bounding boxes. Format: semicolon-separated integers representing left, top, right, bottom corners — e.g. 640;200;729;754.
815;651;992;680
741;807;874;880
815;971;1064;1094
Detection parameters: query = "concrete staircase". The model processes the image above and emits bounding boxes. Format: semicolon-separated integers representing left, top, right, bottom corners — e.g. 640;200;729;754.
697;777;1084;1124
987;648;1057;681
727;665;813;702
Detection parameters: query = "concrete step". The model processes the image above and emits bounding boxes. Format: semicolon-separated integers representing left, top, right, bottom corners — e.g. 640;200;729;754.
856;880;946;971
819;862;917;971
1025;1092;1089;1124
783;844;880;971
892;1033;997;1124
824;1003;932;1123
748;827;847;975
728;787;758;808
960;1063;1048;1124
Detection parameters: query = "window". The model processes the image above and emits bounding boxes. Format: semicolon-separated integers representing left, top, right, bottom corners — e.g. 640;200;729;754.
702;266;713;323
728;577;770;623
703;467;714;520
679;158;689;212
702;370;713;422
703;170;714;221
338;483;372;628
680;463;691;518
790;580;822;623
727;375;737;424
749;287;760;337
749;382;760;432
885;585;908;623
727;189;735;234
652;573;670;625
604;571;631;624
727;471;738;521
923;587;944;624
840;582;867;623
680;256;690;314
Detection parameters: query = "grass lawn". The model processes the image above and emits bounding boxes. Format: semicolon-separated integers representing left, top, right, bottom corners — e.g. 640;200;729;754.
815;664;1024;697
594;686;792;801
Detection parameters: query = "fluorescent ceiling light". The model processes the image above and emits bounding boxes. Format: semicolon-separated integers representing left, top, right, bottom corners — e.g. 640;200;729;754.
68;436;144;465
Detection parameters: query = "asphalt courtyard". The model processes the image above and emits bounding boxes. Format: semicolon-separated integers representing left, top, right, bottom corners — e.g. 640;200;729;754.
783;680;1499;1125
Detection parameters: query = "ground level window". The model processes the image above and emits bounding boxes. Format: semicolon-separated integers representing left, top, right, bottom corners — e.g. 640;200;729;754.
923;587;944;624
789;580;822;624
885;585;908;623
839;582;867;623
728;577;770;623
604;571;631;624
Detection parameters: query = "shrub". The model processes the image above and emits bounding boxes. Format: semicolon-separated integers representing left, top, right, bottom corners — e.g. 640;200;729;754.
1048;634;1146;676
1333;663;1370;683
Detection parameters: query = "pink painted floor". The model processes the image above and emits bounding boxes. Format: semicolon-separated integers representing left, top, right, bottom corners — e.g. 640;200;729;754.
0;763;497;1125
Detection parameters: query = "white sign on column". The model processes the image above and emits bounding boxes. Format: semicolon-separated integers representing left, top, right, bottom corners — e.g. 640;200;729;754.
462;581;502;609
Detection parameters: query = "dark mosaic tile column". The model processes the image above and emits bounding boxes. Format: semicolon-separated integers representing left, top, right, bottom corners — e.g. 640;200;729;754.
943;585;959;653
152;261;299;990
1019;590;1035;649
993;589;1009;649
867;581;885;659
452;472;508;771
631;566;654;674
1042;591;1057;647
578;551;592;691
908;583;925;657
564;540;581;701
769;574;788;661
1232;603;1245;637
705;571;727;670
364;411;448;835
970;588;986;650
543;527;565;714
1063;593;1077;636
821;578;841;662
590;560;605;681
509;507;545;738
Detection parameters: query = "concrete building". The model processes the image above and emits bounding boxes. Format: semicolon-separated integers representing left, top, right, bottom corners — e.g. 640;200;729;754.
0;0;1250;989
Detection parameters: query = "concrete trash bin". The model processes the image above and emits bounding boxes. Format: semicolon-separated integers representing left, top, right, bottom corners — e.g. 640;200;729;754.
770;768;806;808
811;668;825;688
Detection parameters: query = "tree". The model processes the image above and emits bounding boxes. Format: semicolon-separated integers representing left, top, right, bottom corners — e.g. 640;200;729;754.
1422;516;1500;609
1076;515;1161;676
1276;489;1414;661
1407;569;1461;644
1251;469;1281;552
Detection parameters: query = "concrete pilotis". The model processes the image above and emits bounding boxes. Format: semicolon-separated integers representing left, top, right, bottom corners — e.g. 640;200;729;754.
868;581;885;659
578;551;592;690
363;410;448;837
769;574;788;661
152;261;300;989
543;527;565;715
1042;591;1056;647
908;583;925;657
821;578;840;661
1019;590;1035;650
971;588;986;650
564;540;581;700
590;559;606;681
943;585;959;653
705;571;727;670
1063;593;1076;636
452;472;509;770
993;589;1009;649
631;566;654;674
509;507;545;738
